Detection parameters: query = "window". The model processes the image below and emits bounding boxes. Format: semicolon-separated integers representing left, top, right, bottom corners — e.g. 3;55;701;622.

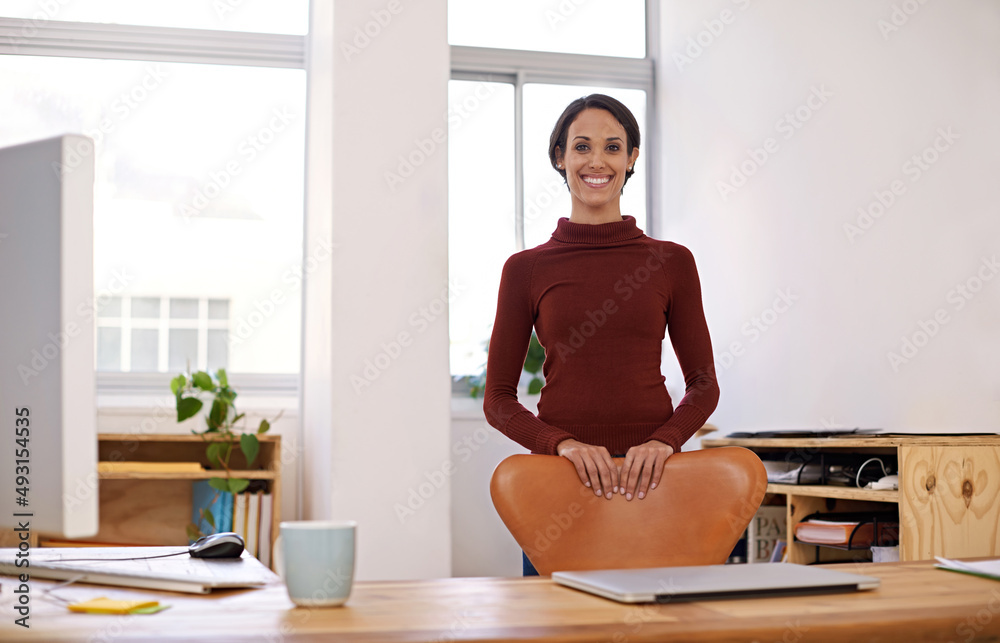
447;2;655;379
0;9;307;379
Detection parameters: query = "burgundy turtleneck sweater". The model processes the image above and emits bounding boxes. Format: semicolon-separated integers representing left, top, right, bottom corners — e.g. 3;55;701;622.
483;216;719;456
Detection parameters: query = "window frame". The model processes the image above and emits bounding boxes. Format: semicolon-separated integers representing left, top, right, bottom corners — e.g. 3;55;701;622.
448;0;659;387
0;15;307;398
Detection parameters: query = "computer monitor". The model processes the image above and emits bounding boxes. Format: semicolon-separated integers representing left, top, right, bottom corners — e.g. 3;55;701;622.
0;134;99;538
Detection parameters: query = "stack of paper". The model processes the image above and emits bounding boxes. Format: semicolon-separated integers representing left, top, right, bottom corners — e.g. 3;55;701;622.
935;557;1000;581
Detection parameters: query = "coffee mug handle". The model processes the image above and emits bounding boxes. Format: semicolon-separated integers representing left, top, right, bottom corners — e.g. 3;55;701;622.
272;534;285;579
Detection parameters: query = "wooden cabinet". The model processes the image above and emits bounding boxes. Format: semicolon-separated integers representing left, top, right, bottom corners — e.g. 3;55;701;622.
702;435;1000;563
2;433;281;567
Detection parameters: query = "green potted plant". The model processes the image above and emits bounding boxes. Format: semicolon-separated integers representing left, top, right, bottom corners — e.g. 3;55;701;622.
468;331;545;397
170;368;276;541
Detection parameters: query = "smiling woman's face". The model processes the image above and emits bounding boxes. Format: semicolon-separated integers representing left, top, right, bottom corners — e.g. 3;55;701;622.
555;108;639;220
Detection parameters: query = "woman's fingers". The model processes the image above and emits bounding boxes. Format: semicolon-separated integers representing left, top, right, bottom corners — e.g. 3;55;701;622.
557;439;618;499
622;441;674;500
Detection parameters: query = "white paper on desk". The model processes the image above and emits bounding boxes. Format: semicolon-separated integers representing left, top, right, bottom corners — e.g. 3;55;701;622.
935;557;1000;581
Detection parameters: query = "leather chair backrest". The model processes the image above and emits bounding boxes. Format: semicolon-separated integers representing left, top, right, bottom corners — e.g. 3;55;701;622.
490;447;767;575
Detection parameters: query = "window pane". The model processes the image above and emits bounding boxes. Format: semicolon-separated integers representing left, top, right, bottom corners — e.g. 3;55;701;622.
0;1;308;35
207;329;229;372
99;296;122;318
131;297;161;319
448;0;645;58
448;80;515;376
208;299;229;320
0;56;305;374
96;327;121;371
169;329;198;372
522;84;647;249
130;329;159;371
170;298;199;319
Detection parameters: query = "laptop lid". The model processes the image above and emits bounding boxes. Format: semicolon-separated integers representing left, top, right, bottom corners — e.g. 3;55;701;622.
552;563;880;603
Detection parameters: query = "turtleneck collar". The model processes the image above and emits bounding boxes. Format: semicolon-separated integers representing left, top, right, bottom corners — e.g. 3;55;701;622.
551;215;645;245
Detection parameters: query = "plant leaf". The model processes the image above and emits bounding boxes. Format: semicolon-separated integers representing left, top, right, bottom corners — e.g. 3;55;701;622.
203;508;216;529
208;398;227;430
228;478;250;494
177;397;203;423
186;523;202;542
208;477;230;493
216;368;228;388
528;376;543;395
257;419;270;434
232;412;245;425
193;371;214;391
206;442;224;469
241;433;260;467
523;332;545;374
170;374;186;396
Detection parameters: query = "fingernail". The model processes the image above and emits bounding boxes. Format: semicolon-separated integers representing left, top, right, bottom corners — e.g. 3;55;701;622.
650;483;657;490
613;486;619;494
585;481;591;487
595;489;602;496
606;492;612;499
626;493;632;501
638;491;645;499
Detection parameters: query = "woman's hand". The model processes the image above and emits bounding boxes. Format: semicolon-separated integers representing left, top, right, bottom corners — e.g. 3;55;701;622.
619;440;674;501
556;439;619;500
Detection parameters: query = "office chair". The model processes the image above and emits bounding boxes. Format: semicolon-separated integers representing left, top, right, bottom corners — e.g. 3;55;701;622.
490;447;767;575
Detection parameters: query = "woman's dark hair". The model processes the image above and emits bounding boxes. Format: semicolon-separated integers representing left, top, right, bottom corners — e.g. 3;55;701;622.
548;93;640;191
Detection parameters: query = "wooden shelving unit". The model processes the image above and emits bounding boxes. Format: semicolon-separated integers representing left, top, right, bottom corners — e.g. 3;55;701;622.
703;434;1000;564
1;433;281;568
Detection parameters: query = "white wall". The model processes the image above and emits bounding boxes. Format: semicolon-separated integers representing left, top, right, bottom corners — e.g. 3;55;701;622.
302;0;453;579
656;1;1000;433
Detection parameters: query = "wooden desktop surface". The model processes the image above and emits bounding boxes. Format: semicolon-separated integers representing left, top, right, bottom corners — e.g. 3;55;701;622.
2;561;999;642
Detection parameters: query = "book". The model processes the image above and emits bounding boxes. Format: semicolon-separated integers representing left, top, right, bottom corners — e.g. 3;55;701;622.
190;480;231;540
0;546;278;594
795;518;899;548
234;492;248;544
98;461;203;474
258;492;273;568
748;506;786;563
246;490;261;558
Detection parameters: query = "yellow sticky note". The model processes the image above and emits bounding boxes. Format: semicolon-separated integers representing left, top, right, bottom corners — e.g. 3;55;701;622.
68;597;160;614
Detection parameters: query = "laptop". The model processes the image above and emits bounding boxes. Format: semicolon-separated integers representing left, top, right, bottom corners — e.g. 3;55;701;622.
552;562;880;603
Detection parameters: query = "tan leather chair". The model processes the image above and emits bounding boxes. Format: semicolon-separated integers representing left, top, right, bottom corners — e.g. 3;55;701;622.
490;447;767;575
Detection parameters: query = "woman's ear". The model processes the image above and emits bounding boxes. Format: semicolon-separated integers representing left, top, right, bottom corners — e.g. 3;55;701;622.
629;147;640;169
554;146;564;169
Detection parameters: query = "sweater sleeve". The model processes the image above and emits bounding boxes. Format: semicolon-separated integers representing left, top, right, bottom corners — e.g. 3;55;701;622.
648;245;720;453
483;252;576;455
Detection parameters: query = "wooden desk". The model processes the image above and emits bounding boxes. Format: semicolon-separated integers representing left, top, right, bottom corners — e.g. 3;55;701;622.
2;561;999;642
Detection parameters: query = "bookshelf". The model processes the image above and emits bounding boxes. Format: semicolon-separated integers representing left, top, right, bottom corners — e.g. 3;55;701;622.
1;433;281;569
703;434;1000;564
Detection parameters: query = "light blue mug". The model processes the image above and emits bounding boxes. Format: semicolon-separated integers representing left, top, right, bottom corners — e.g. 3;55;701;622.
276;520;356;607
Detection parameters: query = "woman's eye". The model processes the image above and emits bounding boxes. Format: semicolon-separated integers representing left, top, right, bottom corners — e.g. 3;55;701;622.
607;145;620;152
575;144;589;152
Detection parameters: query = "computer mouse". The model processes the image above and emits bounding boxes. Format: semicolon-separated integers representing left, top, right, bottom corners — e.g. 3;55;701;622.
189;532;245;559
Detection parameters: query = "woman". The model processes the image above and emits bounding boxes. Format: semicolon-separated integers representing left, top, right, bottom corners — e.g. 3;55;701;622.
483;94;719;574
